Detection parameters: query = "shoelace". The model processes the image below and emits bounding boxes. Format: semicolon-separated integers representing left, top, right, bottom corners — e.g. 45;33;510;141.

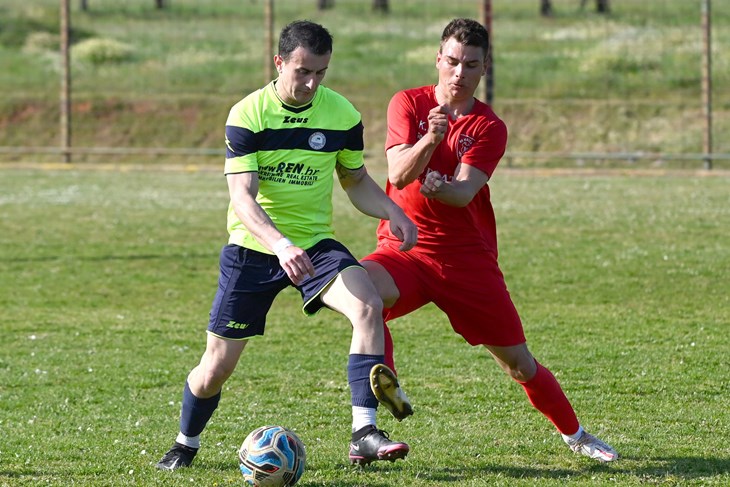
568;432;593;452
570;432;610;453
373;428;391;440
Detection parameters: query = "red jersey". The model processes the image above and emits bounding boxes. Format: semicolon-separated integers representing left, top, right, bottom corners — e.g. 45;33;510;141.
377;85;508;256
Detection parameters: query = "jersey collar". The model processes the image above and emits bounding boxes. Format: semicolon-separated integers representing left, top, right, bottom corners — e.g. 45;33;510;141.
271;80;315;114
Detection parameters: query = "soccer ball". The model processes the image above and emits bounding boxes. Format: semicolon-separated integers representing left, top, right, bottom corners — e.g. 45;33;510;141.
238;425;306;487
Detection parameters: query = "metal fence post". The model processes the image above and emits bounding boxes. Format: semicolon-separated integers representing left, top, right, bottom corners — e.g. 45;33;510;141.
60;0;71;163
482;0;494;105
265;0;274;84
701;0;713;170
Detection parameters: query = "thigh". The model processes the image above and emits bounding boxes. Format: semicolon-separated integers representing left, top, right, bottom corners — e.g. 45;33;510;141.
297;239;363;315
207;245;289;339
188;334;249;396
362;245;432;321
435;254;526;347
361;260;399;308
202;332;248;369
318;265;380;319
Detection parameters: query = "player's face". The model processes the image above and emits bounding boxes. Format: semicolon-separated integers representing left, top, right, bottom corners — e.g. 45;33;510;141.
436;38;486;101
274;47;330;106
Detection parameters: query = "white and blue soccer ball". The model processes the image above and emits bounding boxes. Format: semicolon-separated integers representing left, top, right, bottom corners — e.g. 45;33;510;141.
238;425;306;487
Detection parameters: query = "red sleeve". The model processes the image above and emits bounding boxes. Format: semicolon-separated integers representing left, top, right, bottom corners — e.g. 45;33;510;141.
461;117;507;179
385;90;417;151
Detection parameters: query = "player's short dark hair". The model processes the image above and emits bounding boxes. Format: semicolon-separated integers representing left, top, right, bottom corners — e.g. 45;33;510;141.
278;20;333;60
440;18;490;57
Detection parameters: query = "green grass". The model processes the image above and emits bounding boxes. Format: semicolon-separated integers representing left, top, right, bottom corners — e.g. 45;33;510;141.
1;166;728;486
0;0;728;165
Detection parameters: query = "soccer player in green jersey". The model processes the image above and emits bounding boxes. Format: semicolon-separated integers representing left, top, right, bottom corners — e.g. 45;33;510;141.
156;20;416;470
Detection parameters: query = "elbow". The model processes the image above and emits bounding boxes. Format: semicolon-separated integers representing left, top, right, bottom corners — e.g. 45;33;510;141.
390;178;407;191
388;173;412;190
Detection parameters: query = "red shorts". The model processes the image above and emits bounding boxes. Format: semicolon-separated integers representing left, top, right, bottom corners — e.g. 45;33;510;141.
362;244;526;347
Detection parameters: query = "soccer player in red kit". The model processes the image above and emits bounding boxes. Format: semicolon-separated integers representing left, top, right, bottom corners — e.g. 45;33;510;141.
361;18;618;462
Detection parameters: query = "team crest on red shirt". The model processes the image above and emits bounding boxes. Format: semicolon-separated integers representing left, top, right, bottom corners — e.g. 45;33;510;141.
457;134;475;160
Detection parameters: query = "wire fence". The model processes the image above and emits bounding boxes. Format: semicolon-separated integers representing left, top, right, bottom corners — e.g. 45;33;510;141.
1;0;727;169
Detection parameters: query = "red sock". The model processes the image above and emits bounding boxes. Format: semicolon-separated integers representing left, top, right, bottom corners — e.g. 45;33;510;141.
383;320;396;374
518;361;580;435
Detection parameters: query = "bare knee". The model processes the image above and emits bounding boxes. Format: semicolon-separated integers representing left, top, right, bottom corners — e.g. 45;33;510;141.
343;292;386;355
200;360;236;391
505;359;537;382
485;344;537;382
362;260;399;309
353;292;384;325
189;338;246;397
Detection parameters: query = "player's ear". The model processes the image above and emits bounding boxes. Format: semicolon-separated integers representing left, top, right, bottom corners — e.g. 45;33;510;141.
273;54;284;74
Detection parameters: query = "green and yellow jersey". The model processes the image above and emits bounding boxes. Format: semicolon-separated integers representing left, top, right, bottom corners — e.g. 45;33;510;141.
224;81;364;253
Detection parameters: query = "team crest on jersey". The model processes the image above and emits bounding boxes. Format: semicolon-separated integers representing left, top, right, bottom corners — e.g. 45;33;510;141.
309;132;326;150
457;134;475;159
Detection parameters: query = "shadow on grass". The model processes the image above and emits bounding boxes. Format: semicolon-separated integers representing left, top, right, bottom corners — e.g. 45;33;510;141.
3;456;727;485
412;465;574;483
398;455;730;483
200;458;402;487
619;455;730;479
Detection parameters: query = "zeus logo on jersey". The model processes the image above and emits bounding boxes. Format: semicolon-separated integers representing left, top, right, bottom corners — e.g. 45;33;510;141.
283;116;309;124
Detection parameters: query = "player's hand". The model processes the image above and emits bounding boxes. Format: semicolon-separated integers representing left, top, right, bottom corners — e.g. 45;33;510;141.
420;169;444;199
276;246;315;285
388;210;418;251
427;105;449;143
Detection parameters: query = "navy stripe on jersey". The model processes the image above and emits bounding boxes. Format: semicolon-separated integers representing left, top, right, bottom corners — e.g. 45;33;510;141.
225;126;257;158
225;123;364;158
281;102;312;114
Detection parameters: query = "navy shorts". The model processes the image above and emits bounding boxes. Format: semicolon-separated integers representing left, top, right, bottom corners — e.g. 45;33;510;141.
207;239;361;340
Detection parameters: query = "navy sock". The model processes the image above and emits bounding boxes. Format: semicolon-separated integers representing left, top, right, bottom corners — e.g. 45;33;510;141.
347;354;383;409
179;381;221;437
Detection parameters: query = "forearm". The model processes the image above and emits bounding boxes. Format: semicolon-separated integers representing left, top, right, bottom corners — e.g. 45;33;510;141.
420;164;489;208
227;172;287;252
387;136;441;189
233;200;287;250
345;176;403;220
427;179;477;207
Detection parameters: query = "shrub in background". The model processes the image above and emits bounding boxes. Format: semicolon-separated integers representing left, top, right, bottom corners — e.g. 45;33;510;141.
72;38;135;65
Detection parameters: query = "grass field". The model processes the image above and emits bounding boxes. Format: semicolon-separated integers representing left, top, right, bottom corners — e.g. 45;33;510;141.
1;0;729;165
1;166;728;486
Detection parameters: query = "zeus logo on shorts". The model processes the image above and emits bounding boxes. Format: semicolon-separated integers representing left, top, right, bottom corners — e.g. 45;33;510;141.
226;320;250;330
